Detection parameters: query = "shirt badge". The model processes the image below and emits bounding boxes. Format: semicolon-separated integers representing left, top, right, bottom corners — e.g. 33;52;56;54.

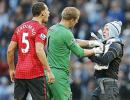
40;33;46;40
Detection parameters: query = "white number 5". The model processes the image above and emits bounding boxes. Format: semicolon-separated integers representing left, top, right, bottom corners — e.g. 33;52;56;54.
21;32;29;53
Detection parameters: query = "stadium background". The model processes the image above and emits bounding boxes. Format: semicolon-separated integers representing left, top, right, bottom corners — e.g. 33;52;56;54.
0;0;130;100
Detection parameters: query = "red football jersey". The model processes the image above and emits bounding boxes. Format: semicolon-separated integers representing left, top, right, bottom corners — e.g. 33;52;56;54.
11;20;48;79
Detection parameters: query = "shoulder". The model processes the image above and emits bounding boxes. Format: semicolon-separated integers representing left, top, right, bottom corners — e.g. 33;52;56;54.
49;24;71;34
37;24;48;35
65;29;73;38
49;24;57;31
48;24;58;35
38;24;47;30
109;42;123;50
12;21;27;34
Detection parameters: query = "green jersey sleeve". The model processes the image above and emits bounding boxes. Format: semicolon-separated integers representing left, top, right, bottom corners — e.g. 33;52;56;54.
65;31;84;57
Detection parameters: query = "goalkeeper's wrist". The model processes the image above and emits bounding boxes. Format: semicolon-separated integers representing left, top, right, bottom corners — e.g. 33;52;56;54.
88;41;92;47
91;48;97;55
88;40;96;47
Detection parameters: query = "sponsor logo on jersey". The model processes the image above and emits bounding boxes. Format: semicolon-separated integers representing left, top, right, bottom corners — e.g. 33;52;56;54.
40;33;46;40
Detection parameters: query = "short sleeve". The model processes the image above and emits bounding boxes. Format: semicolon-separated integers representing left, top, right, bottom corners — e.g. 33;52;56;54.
11;31;18;42
35;27;48;45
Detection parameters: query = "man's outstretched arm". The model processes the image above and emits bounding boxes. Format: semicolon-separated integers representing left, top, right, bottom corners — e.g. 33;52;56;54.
76;39;103;48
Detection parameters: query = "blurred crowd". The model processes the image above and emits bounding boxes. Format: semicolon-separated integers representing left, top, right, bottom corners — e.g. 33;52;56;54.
0;0;130;100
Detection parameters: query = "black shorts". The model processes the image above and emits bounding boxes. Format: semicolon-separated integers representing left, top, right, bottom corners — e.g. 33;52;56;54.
14;76;47;100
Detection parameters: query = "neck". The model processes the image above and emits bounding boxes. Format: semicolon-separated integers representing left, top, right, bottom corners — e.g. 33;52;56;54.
59;20;70;28
32;17;42;25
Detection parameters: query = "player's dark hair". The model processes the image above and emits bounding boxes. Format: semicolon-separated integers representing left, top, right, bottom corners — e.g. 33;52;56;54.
32;2;46;17
61;7;80;20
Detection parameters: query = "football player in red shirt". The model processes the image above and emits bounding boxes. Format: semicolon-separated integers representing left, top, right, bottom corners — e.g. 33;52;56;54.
7;2;55;100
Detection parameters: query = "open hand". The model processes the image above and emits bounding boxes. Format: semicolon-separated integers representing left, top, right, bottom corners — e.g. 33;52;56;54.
88;40;103;48
9;69;15;82
47;71;55;84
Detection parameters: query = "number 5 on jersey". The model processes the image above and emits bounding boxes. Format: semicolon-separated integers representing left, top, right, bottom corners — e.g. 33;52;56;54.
21;32;29;53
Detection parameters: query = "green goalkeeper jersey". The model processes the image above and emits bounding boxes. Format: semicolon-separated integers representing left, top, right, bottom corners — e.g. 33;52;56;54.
47;24;84;72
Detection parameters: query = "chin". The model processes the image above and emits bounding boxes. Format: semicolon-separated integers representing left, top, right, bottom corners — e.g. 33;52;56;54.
71;25;74;28
42;19;48;23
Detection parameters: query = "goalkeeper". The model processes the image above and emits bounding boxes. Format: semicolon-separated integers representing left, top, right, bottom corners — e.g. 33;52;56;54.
46;7;104;100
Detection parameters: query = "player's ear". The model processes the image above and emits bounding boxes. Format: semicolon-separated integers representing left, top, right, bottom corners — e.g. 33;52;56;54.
71;19;75;23
41;11;45;16
70;19;74;22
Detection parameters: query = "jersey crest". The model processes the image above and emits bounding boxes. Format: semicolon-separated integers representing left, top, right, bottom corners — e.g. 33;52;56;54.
40;33;46;40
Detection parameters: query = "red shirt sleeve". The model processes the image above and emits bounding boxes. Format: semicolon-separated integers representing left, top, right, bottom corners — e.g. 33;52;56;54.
11;31;18;42
35;27;48;45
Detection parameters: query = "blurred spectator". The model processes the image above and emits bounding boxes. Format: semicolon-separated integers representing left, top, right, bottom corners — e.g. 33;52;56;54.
0;38;8;76
20;0;32;16
84;0;99;25
85;78;96;100
77;23;91;40
124;0;130;11
71;61;82;100
13;6;25;26
9;0;19;12
0;0;9;33
107;0;125;23
0;77;12;100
